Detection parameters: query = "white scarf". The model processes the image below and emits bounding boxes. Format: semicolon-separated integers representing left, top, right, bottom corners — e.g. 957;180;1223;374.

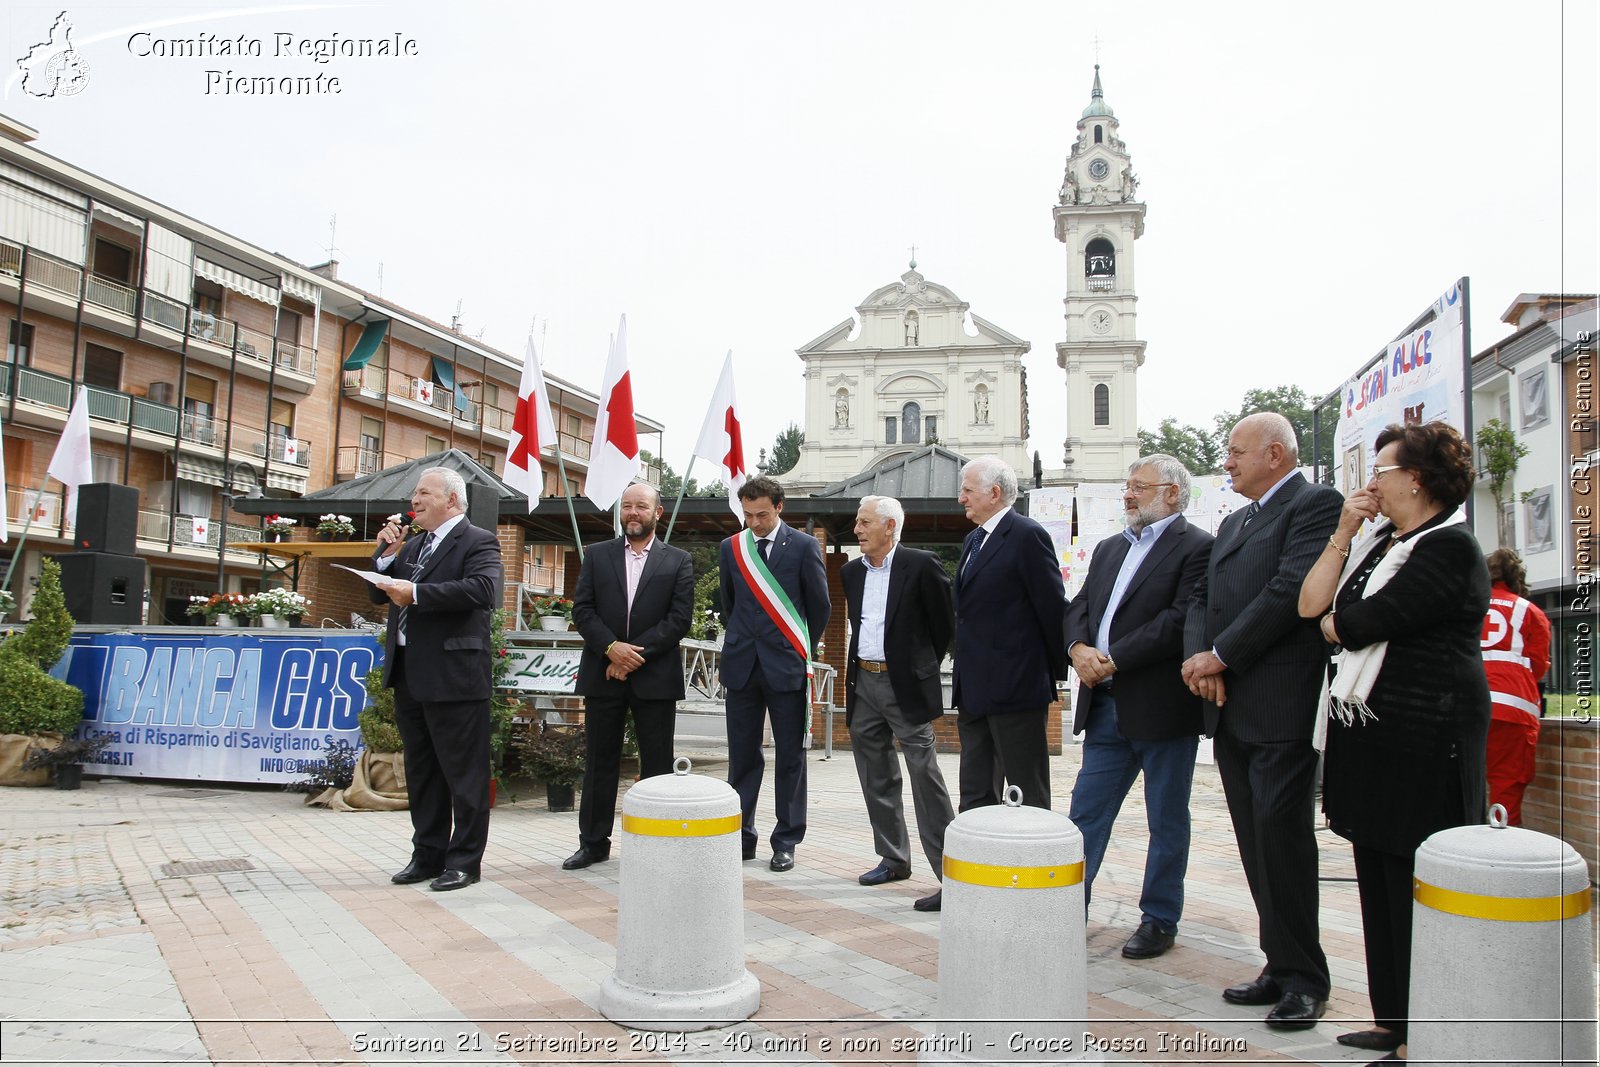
1314;508;1467;751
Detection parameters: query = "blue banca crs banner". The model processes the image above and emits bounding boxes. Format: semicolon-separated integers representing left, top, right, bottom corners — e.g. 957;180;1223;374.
53;631;375;785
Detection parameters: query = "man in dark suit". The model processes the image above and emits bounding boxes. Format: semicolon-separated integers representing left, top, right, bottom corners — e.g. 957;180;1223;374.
1182;412;1341;1028
719;475;830;872
371;467;504;892
843;495;956;912
1065;455;1212;960
952;455;1066;811
563;482;695;870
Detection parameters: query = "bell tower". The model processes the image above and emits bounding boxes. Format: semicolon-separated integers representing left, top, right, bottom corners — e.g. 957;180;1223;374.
1054;65;1146;481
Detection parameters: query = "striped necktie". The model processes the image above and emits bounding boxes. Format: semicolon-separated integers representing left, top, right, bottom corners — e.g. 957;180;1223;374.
962;528;988;578
398;533;436;643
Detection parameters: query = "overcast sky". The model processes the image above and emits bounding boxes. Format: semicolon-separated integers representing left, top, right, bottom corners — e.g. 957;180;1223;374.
3;1;1594;477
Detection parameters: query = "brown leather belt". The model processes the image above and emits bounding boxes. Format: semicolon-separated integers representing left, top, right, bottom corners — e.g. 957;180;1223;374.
857;659;889;673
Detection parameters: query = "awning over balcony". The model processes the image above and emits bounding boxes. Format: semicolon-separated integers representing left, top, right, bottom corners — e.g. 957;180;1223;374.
196;257;280;306
342;320;388;370
431;355;470;413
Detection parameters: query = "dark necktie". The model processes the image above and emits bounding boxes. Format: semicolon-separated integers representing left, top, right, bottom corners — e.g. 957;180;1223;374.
757;537;770;563
1242;501;1261;526
399;533;437;643
962;528;988;578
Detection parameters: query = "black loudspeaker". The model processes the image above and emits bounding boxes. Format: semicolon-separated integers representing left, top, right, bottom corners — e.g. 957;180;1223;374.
75;484;139;555
466;482;499;534
56;552;146;626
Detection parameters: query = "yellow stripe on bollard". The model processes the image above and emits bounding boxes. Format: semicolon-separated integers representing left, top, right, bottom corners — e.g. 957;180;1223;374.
943;857;1085;889
1412;878;1593;922
621;813;743;838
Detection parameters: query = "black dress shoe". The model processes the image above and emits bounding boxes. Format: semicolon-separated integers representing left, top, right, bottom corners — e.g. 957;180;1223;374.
1121;922;1176;959
1264;991;1327;1030
769;850;794;872
429;869;480;892
391;860;444;885
1336;1030;1402;1052
913;890;942;912
858;861;912;886
561;847;609;871
1222;974;1282;1005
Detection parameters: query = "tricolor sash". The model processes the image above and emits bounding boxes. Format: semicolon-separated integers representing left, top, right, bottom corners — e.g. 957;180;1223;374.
731;528;813;676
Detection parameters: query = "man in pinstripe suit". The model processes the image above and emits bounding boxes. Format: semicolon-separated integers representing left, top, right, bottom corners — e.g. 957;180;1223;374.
1182;413;1341;1030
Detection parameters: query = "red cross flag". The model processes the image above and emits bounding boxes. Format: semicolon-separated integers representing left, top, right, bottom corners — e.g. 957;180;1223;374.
692;351;747;517
584;315;641;510
502;333;558;511
46;385;93;517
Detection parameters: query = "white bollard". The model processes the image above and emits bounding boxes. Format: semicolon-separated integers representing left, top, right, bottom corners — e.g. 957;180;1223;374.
598;758;760;1032
924;786;1098;1065
1410;805;1595;1067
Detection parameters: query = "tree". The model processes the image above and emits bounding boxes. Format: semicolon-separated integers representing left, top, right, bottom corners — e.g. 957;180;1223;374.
765;424;803;477
1476;418;1528;545
1137;418;1224;475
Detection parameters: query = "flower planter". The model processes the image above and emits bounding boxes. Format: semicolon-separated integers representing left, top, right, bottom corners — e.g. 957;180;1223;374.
212;615;238;628
538;617;571;632
316;532;333;542
259;615;289;630
546;782;575;811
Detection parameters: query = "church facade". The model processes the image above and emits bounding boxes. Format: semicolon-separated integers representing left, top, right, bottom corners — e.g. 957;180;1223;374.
786;265;1031;493
1054;65;1147;482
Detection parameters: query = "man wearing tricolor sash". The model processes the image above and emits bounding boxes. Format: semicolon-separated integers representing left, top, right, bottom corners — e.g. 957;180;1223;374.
719;476;831;872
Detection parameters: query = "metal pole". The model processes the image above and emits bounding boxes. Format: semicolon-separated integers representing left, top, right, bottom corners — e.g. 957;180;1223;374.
552;438;583;562
664;456;697;543
1;483;54;592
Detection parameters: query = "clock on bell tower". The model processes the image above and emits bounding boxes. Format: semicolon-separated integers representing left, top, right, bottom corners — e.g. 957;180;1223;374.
1053;64;1147;481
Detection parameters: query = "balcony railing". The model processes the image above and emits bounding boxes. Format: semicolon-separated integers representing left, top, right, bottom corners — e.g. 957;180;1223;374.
136;509;259;550
7;484;68;535
335;445;387;479
0;238;21;277
189;311;237;349
557;430;592;461
273;339;316;376
342;365;387;395
1;362;308;469
85;274;137;317
1086;274;1115;292
142;290;188;332
480;404;516;434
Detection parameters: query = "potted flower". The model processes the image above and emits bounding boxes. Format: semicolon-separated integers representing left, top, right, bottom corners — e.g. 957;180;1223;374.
0;588;14;623
315;514;357;541
515;721;586;811
529;595;574;632
247;587;311;629
23;733;110;790
186;592;252;626
264;515;295;542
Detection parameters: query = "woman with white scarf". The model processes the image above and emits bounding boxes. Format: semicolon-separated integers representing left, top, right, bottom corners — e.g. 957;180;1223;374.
1297;421;1491;1067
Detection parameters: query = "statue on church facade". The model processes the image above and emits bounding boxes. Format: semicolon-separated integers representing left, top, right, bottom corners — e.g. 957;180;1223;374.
1120;166;1139;202
834;390;850;428
1060;171;1078;205
904;310;920;346
974;385;990;424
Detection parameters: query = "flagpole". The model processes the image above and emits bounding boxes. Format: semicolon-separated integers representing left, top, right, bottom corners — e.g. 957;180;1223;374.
664;456;696;543
1;484;53;592
552;438;583;563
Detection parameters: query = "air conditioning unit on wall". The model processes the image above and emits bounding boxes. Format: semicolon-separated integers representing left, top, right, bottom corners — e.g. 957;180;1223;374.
148;382;175;405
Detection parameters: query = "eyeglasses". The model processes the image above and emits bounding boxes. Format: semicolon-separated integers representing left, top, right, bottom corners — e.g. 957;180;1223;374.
1121;481;1176;494
1370;464;1406;478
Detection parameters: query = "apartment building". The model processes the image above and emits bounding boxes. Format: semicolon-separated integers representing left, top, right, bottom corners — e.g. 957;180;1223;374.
1470;291;1598;690
0;113;661;624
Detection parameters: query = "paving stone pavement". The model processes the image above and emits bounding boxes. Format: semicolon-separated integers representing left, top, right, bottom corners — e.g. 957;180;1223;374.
0;740;1590;1065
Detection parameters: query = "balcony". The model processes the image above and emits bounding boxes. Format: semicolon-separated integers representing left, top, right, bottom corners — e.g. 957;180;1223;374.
136;509;260;555
188;310;237;349
342;365;387;395
1086;274;1115;292
335;445;387;480
142;290;188;333
557;431;592;461
85;274;137;317
273;338;316;377
181;409;220;447
6;484;68;537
